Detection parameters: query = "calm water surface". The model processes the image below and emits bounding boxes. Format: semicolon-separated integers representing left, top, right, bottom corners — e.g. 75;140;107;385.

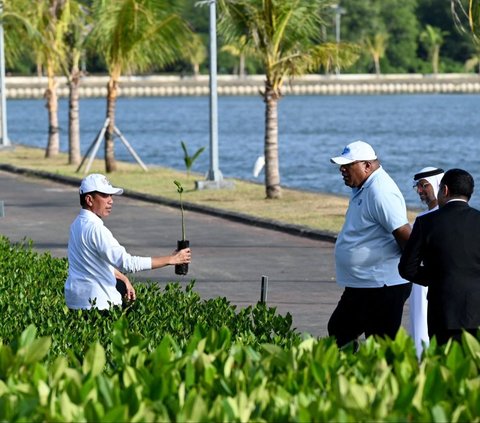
6;94;480;209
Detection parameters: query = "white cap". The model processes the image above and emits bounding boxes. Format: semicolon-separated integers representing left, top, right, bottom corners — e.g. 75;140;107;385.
79;174;124;195
330;140;377;165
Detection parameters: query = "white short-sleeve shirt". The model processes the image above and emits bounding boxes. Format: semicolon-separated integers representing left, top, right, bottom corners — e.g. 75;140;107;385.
65;209;152;310
334;166;409;288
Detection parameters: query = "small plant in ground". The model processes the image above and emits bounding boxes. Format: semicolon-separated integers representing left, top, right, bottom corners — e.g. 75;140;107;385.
181;140;205;178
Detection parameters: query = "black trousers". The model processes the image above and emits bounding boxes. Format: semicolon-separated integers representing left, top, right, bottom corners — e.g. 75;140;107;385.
328;283;412;348
433;328;478;346
116;279;127;296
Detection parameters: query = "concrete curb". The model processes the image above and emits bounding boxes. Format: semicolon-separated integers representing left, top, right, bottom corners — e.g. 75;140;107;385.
0;164;338;244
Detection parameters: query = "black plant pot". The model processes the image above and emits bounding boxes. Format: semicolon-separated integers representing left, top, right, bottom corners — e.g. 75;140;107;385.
175;240;189;275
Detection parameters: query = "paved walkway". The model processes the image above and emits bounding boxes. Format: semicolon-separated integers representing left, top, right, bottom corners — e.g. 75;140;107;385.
0;170;410;337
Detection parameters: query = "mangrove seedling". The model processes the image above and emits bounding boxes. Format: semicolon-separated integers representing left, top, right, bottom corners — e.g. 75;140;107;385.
181;140;205;178
174;180;186;241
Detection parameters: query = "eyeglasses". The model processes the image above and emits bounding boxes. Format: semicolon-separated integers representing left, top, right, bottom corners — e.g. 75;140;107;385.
413;182;431;192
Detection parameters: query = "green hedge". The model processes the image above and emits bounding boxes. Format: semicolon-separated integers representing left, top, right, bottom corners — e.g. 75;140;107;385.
0;236;301;362
1;324;479;422
0;236;479;422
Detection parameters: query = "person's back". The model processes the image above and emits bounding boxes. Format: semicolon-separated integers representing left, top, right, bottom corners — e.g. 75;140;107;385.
414;202;480;330
399;168;480;343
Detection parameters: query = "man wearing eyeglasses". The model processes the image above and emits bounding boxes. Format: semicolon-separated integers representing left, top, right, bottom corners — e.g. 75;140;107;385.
409;167;444;358
328;140;412;349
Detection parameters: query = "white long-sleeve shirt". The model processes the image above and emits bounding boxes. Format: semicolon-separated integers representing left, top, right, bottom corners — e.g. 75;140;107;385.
65;209;152;310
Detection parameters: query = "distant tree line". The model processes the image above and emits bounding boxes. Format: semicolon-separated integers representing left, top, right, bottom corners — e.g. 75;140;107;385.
1;0;478;200
3;0;480;77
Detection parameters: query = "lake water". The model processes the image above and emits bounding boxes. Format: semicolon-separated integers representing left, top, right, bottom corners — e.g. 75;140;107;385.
6;94;480;209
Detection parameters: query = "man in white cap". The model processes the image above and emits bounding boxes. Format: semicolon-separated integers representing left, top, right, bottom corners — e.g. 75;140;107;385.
409;166;444;357
65;173;191;310
328;140;412;348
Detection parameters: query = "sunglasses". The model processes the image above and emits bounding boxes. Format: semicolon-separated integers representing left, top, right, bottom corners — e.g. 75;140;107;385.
413;182;431;191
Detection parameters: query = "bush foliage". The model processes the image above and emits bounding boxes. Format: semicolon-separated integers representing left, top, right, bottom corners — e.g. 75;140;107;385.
0;236;300;360
0;236;479;422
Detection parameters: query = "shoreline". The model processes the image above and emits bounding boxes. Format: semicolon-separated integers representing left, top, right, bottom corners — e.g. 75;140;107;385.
0;145;421;240
5;73;480;99
0;161;339;243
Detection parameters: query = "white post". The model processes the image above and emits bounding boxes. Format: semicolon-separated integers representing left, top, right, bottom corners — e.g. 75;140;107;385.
206;0;223;182
0;1;10;147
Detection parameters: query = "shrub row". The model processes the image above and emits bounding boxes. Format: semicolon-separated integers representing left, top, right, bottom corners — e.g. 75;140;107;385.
1;324;479;422
0;236;479;421
0;236;301;363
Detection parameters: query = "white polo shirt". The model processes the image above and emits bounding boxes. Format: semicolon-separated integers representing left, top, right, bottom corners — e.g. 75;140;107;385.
334;166;409;288
65;209;152;310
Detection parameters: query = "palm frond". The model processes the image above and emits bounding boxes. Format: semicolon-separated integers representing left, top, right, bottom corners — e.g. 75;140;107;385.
218;0;351;91
91;0;191;75
470;0;480;39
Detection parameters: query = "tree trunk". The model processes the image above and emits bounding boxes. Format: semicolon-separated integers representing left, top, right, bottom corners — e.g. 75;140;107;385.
263;81;282;199
193;63;200;79
374;54;381;76
44;62;59;158
433;47;439;74
239;53;246;78
68;67;81;165
105;77;118;173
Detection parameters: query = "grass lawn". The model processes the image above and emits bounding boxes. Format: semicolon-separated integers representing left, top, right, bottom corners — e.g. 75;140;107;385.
0;145;419;233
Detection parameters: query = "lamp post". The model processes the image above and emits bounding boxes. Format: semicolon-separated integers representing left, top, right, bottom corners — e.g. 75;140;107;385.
0;1;10;147
206;0;223;183
195;0;233;190
331;4;346;75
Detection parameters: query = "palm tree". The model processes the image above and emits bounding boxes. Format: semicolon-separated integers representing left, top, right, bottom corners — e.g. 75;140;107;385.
452;0;480;39
472;0;480;38
181;33;207;78
90;0;192;173
363;32;388;76
420;25;448;75
65;0;92;165
465;44;480;74
220;35;253;78
1;0;34;72
44;1;71;158
3;0;70;158
217;0;357;199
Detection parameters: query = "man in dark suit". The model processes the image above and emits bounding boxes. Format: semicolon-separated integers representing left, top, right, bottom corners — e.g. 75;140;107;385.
399;168;480;344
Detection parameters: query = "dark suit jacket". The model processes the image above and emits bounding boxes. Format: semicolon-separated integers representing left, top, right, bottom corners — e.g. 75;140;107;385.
399;200;480;334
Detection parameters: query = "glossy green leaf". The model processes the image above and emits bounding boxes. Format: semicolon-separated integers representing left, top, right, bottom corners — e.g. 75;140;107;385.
18;324;37;349
23;337;52;364
82;343;106;377
462;331;480;363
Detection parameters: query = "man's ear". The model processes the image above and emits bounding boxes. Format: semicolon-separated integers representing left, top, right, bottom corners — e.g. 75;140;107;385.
85;193;94;207
440;184;449;198
363;161;373;173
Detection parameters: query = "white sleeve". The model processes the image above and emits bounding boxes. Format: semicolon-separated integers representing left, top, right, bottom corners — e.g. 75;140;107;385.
92;224;152;273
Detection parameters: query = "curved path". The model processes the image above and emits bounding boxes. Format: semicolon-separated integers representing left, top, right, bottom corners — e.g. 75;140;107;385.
0;170;409;337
